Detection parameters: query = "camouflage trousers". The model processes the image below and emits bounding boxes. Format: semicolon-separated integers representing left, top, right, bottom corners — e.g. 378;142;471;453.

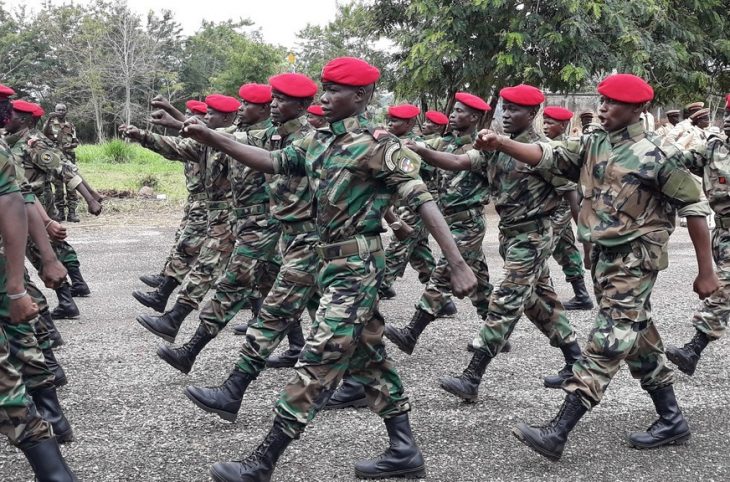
162;200;208;283
27;238;80;272
382;206;435;289
689;226;730;340
275;242;409;438
550;201;584;283
236;226;321;376
53;153;78;214
417;212;492;318
160;198;192;274
474;222;576;357
198;212;281;336
564;243;673;407
176;206;235;309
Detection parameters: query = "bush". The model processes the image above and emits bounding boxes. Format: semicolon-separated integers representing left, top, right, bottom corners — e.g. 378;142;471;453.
101;139;134;163
138;174;159;189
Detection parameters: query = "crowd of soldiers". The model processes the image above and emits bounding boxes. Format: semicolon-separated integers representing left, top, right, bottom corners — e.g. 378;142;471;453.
0;55;729;482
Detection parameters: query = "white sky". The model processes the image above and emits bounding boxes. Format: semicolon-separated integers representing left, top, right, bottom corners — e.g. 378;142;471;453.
4;0;341;49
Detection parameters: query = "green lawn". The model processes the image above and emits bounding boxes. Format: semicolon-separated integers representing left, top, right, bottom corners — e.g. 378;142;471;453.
76;140;187;200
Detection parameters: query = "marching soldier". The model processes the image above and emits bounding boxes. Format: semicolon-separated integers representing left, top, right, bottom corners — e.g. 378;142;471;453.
43;103;80;222
305;104;327;129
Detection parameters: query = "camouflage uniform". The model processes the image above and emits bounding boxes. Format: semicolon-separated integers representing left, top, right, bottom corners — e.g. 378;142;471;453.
381;131;437;291
0;140;53;447
549;186;585;283
416;132;492;318
44;117;79;216
465;128;576;356
269;114;432;437
535;121;707;406
140;131;236;309
678;136;730;339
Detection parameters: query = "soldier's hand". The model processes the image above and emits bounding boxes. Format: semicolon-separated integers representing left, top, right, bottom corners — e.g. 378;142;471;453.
694;272;720;299
9;295;39;324
87;199;103;216
475;130;502;151
151;96;172;111
39;260;68;289
404;139;423;154
149;109;181;129
392;221;415;241
181;117;210;142
46;219;67;241
119;124;142;140
449;262;477;299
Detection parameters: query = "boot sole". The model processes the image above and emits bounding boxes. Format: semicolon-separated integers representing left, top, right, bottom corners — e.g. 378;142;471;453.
51;338;65;348
512;426;561;462
51;313;80;320
665;352;697;376
184;387;237;422
131;292;166;313
439;381;478;403
323;396;369;410
54;376;68;388
355;465;426;479
136;317;176;343
56;429;75;444
265;353;300;369
156;346;192;374
563;304;594;311
629;431;691;449
232;330;248;336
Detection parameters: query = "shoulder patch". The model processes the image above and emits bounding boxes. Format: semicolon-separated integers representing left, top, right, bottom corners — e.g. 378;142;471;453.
384;143;399;171
367;126;394;142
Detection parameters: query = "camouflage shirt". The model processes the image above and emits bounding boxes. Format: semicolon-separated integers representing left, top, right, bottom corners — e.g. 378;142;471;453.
536;121;706;247
466;127;563;227
272;114;433;244
235;116;312;222
428;131;489;215
43;117;78;154
399;131;439;202
0;138;20;198
679;136;730;217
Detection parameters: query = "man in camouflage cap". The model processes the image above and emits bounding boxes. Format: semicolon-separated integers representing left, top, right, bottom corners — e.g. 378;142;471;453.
43;103;80;222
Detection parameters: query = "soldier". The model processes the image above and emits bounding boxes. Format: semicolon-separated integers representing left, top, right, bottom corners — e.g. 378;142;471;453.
181;56;477;482
232;84;272;132
663;101;705;146
43;103;80;222
306;104;327;129
674;108;711;150
384;92;495;355
665;94;730;376
474;74;718;460
124;95;239;342
421;110;449;139
406;85;581;398
157;74;316;375
542;106;593;310
654;109;681;138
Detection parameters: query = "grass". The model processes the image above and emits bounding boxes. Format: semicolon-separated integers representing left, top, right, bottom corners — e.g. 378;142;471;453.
76;140;187;200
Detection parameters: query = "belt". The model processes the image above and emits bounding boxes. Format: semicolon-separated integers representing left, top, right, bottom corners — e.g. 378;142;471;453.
499;218;549;237
316;235;383;261
444;207;482;225
207;200;231;210
189;192;207;201
715;215;730;229
233;203;269;218
280;219;317;235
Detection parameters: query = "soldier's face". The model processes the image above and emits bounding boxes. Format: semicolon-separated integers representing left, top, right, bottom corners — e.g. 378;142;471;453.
320;83;362;122
723;109;730;137
387;116;413;137
580;114;593;127
270;91;304;125
542;117;567;140
421;119;442;136
449;102;478;132
694;115;710;129
238;101;269;125
307;113;327;129
204;108;234;129
502;102;534;135
0;100;10;128
667;113;680;125
55;105;67;118
4;110;28;133
597;96;643;132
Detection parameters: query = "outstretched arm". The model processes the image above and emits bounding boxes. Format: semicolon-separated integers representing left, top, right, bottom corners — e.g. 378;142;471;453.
406;140;472;171
151;96;186;122
474;130;543;166
686;215;720;299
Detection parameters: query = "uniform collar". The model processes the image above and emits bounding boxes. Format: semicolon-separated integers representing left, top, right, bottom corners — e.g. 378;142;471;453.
277;115;308;138
451;130;475;147
608;121;645;146
511;127;542;143
329;114;368;136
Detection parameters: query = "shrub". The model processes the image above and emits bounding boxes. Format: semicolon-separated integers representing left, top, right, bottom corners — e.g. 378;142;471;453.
138;174;159;189
102;139;134;163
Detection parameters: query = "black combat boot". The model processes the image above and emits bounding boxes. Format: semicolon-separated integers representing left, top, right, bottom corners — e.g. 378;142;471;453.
384;309;435;355
266;320;305;369
324;377;367;410
136;301;193;343
40;310;64;348
354;413;426;479
21;437;78;482
439;349;492;402
139;273;165;288
232;322;249;336
232;297;262;335
209;417;293;482
513;392;588;461
562;279;594;310
665;330;710;376
132;275;179;313
42;346;67;387
67;265;91;297
29;386;74;444
51;208;65;223
157;323;215;374
378;285;396;299
436;299;458;317
543;341;582;389
466;339;511;353
628;385;691;449
185;370;256;422
50;283;80;320
66;210;80;223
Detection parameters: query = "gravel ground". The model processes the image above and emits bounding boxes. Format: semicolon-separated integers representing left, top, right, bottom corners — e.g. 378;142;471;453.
2;206;729;481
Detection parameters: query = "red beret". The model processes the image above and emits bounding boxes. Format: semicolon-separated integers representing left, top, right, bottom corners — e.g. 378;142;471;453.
388;104;420;120
307;105;325;116
425;110;449;125
726;94;730;109
597;74;654;104
11;100;37;114
454;92;490;112
204;94;240;114
31;105;45;118
269;73;317;99
543;106;573;121
321;57;380;86
185;100;207;115
499;84;545;107
238;83;272;104
0;84;14;99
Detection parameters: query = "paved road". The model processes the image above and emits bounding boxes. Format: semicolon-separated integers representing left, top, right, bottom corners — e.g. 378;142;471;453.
2;211;728;481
